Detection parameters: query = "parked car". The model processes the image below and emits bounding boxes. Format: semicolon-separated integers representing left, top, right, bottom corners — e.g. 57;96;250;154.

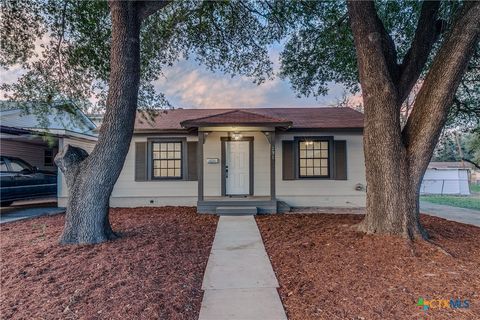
0;156;57;207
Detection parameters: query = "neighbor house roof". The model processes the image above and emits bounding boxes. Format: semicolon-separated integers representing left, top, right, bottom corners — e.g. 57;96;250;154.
0;101;97;135
134;107;364;131
428;162;476;170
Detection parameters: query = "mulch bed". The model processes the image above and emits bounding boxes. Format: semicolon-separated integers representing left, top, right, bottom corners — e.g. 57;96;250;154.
256;213;480;320
1;207;217;320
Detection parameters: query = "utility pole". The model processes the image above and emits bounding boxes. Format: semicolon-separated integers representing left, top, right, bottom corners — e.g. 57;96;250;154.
454;131;465;169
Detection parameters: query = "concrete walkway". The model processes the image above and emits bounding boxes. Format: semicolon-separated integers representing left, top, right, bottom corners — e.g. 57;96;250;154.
199;216;287;320
420;201;480;227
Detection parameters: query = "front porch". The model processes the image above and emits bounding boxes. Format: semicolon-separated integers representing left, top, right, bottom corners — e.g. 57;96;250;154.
180;110;292;215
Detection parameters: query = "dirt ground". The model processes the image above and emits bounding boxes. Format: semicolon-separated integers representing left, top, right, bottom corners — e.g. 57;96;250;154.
256;213;480;320
1;207;217;320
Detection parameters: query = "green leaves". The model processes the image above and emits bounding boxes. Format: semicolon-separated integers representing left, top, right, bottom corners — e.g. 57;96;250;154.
1;0;477;126
1;0;283;112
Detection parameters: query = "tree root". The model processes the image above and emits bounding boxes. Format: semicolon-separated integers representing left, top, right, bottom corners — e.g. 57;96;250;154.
425;240;454;257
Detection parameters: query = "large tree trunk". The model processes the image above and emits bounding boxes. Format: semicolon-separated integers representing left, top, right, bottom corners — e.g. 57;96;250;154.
356;102;427;238
55;1;142;244
347;1;480;239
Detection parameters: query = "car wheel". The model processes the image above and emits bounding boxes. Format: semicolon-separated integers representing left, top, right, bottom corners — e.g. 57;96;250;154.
1;201;13;207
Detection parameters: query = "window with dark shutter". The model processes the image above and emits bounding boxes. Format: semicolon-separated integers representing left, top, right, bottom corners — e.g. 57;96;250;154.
282;140;295;180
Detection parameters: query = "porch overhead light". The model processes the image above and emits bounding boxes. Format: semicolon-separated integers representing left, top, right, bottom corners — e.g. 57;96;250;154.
231;132;242;140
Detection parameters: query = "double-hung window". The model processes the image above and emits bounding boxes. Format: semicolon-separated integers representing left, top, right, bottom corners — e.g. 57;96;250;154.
298;140;329;178
152;142;182;179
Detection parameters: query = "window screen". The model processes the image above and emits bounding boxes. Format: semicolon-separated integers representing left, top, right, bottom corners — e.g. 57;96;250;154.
152;142;182;178
299;140;329;177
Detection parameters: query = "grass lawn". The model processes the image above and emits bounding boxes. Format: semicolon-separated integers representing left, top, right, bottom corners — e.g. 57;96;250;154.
0;207;217;319
421;195;480;210
257;214;480;320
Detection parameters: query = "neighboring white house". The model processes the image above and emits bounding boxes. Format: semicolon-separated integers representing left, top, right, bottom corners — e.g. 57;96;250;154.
0;101;97;183
57;107;366;213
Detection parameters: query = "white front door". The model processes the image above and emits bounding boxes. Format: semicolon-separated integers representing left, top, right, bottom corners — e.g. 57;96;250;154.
225;141;250;195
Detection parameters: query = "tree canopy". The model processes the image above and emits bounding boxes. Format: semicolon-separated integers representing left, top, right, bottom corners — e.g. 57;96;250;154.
1;0;284;111
2;0;478;126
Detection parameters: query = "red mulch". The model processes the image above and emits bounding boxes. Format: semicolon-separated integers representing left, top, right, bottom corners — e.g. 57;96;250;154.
256;214;480;320
1;207;217;320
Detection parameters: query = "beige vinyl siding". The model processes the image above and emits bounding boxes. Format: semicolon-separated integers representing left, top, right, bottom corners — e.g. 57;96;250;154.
110;135;198;207
276;132;366;207
58;130;366;209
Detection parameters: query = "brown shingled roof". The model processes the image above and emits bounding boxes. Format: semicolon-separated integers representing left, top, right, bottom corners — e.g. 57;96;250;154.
134;107;364;131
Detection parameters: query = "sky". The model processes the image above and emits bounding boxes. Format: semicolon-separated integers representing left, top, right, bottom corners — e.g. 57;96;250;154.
153;58;348;109
1;47;351;110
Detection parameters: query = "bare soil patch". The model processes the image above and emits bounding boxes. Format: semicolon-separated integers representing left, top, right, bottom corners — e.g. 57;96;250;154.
256;213;480;320
1;207;217;319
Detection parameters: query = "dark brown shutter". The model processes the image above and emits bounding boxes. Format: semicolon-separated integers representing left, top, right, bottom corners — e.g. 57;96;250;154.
282;140;295;180
333;140;347;180
135;142;147;181
187;141;198;181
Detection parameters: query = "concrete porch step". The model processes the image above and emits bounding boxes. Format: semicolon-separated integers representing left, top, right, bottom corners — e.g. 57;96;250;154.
216;206;258;215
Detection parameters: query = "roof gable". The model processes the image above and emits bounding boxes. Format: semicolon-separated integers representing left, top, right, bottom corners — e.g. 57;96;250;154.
180;109;292;128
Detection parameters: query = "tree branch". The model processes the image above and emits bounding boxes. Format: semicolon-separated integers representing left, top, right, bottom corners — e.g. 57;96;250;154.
398;1;443;103
402;1;480;182
462;158;480;169
137;0;171;20
347;1;400;98
55;144;89;189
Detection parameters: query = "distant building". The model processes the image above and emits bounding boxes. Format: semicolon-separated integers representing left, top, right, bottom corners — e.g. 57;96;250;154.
429;161;479;186
421;168;470;196
0;101;97;171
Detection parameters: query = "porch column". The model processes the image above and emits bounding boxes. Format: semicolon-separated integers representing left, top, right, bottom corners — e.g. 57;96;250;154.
270;131;276;200
198;132;204;202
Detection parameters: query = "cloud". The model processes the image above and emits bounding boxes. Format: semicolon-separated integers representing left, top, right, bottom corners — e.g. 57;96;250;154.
155;59;346;109
2;41;350;109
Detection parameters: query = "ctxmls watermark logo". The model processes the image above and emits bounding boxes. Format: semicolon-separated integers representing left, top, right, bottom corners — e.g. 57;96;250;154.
417;298;470;310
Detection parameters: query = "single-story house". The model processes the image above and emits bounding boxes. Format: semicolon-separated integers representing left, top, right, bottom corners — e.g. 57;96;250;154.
0;101;97;171
58;107;367;214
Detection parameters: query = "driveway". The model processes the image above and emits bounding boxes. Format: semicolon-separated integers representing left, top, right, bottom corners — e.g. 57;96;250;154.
420;201;480;227
0;199;65;224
